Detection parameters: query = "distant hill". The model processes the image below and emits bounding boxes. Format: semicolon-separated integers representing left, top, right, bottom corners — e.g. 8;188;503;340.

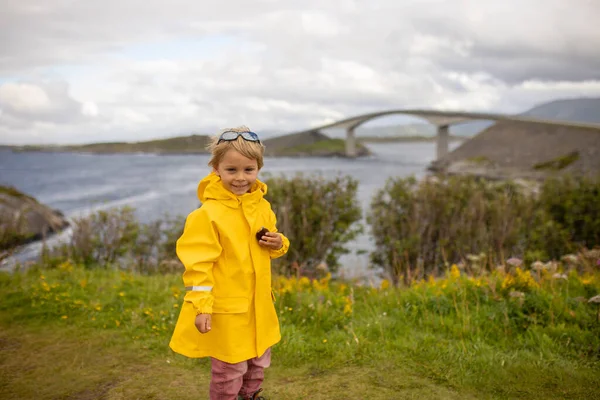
263;131;330;154
9;130;370;158
13;134;212;155
434;98;600;179
264;130;370;157
521;98;600;124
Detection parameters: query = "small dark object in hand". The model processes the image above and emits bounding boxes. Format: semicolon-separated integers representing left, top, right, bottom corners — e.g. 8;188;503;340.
256;227;269;241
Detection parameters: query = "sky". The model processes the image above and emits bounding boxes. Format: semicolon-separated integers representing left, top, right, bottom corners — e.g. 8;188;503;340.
1;0;599;145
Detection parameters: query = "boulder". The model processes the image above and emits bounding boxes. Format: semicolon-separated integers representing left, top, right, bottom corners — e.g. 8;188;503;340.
0;186;69;252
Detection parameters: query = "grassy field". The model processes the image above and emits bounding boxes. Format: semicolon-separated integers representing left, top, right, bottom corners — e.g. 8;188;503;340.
1;262;599;399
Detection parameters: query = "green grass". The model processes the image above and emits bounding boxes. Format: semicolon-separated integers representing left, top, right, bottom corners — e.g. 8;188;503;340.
1;263;599;399
280;139;370;156
466;156;493;165
533;151;580;171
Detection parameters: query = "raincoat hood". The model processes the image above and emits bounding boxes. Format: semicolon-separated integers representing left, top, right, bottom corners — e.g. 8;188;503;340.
197;172;267;208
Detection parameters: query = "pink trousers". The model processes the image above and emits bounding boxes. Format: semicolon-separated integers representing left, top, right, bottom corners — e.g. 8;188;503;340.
209;348;271;400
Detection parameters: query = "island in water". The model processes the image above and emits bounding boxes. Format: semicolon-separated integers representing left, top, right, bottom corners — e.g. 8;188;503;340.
7;130;375;158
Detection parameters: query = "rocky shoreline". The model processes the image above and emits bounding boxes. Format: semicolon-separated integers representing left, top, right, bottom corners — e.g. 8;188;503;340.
0;186;70;255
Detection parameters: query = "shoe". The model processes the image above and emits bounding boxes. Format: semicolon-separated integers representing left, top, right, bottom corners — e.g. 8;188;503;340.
238;388;266;400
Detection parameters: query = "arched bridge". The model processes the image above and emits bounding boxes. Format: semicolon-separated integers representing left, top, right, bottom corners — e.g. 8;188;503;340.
283;109;600;159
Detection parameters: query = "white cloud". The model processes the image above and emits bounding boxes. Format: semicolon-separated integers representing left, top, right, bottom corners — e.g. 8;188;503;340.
0;0;599;144
0;81;92;125
0;83;51;114
81;102;99;117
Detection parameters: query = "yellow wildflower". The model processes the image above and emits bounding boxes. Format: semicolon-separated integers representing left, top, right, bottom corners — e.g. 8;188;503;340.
299;276;311;288
58;261;73;271
343;296;353;316
515;267;539;289
450;264;460;279
501;274;514;289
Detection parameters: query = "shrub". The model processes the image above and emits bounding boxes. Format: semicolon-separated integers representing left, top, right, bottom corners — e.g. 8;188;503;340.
129;213;185;274
368;176;534;285
43;207;185;273
69;207;139;267
538;174;600;255
368;174;600;286
264;174;363;277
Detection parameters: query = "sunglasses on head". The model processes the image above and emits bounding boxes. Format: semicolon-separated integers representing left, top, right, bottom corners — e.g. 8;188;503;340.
217;130;261;144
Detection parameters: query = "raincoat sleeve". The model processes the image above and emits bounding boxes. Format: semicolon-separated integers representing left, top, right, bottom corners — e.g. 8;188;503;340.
267;209;289;259
176;207;222;314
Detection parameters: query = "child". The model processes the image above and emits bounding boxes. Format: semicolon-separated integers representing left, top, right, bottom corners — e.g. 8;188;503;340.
170;126;290;400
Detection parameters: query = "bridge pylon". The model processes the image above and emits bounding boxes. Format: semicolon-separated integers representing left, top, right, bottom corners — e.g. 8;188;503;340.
436;125;449;161
345;126;357;158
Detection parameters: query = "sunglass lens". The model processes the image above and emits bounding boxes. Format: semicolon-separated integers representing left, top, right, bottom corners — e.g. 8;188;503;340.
241;132;259;142
220;131;239;141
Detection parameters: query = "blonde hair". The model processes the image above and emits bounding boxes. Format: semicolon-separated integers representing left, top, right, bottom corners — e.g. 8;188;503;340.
207;126;265;170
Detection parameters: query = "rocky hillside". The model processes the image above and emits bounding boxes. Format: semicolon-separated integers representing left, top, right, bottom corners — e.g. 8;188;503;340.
432;98;600;180
0;186;69;252
436;122;600;180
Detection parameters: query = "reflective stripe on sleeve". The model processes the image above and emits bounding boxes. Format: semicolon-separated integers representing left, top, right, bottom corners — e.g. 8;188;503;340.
185;286;213;291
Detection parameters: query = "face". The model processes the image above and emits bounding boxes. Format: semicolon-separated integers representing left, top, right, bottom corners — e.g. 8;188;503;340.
214;149;259;195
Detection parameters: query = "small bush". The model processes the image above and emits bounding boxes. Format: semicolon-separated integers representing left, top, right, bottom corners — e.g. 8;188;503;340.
43;207;185;273
69;207;139;267
264;174;363;277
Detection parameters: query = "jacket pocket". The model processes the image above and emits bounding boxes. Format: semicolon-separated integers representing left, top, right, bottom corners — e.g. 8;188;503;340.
212;297;249;314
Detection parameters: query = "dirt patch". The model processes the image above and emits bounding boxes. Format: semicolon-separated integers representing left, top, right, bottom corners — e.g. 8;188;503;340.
0;336;21;352
65;381;118;400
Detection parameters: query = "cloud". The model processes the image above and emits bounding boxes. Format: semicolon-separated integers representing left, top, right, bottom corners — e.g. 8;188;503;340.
0;0;599;144
0;81;95;124
404;0;600;83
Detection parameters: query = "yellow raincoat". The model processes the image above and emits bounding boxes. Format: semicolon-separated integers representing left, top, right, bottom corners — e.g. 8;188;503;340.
169;172;289;363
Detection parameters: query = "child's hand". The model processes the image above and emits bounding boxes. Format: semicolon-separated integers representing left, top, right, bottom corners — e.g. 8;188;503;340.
259;231;283;250
195;314;211;334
